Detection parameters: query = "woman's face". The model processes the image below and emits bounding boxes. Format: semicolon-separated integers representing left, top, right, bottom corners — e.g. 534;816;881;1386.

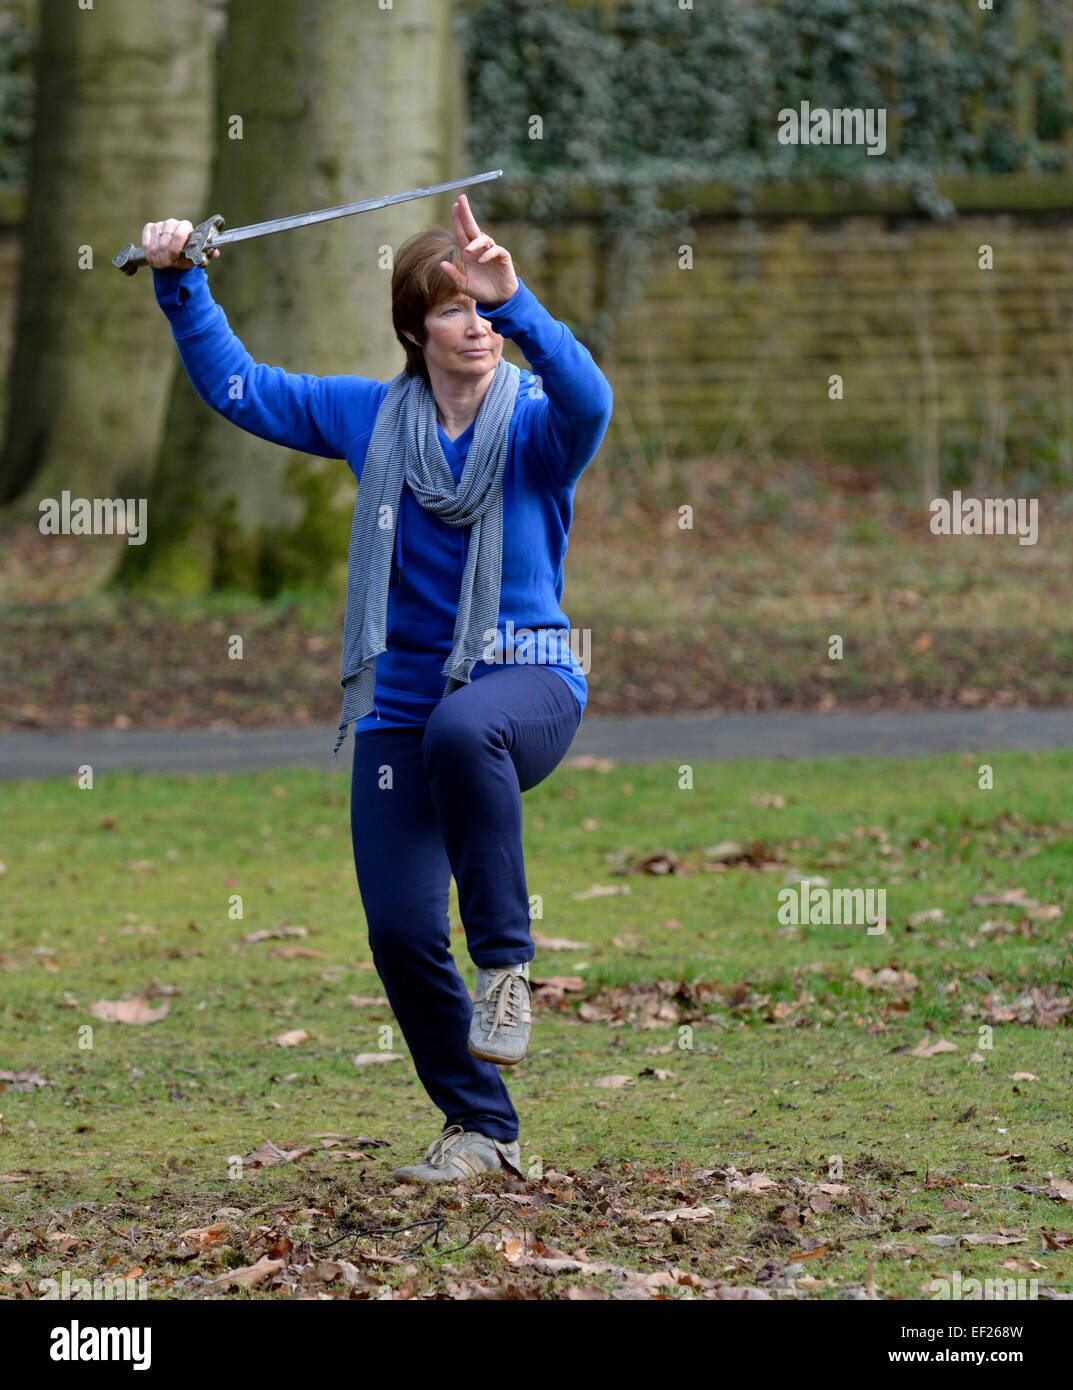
412;293;503;380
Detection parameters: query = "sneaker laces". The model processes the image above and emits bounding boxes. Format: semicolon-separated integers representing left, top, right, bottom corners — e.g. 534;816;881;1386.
481;970;527;1039
426;1124;466;1167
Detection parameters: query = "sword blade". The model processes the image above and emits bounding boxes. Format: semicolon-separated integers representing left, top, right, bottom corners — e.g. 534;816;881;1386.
212;168;503;248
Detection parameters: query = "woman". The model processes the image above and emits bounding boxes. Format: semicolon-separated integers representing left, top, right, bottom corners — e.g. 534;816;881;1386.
144;194;612;1183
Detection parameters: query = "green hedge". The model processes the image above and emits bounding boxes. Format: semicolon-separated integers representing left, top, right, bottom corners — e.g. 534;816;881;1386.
3;0;1070;216
460;0;1072;222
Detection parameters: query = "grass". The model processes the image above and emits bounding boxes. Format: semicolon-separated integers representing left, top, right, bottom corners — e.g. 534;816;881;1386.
0;749;1071;1300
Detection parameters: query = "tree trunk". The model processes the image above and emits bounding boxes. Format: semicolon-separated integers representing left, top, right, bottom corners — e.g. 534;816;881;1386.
0;0;213;510
123;0;462;597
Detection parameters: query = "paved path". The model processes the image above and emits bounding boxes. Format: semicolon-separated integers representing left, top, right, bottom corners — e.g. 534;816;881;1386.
2;707;1072;780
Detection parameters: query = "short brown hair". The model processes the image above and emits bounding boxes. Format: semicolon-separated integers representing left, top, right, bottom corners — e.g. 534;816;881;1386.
392;228;465;381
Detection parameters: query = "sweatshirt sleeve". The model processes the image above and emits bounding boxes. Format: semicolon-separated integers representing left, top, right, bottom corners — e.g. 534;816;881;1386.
476;277;613;489
152;265;380;461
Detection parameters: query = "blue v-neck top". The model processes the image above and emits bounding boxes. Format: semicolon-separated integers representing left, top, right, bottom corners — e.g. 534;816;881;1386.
152;266;613;732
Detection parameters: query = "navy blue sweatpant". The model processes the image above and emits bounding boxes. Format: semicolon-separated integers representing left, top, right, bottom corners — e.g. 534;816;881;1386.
350;663;581;1143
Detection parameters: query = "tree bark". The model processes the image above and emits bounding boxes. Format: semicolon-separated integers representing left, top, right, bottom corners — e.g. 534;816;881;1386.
124;0;462;596
0;0;213;510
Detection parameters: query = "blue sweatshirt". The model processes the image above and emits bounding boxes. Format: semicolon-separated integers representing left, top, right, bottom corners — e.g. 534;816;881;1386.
152;265;612;732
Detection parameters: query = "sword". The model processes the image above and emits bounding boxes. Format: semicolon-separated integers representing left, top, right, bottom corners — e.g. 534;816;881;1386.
112;168;503;276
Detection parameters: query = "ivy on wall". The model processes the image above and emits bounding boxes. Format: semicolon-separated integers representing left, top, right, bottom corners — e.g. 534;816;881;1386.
460;0;1071;222
2;0;1068;204
457;0;1071;352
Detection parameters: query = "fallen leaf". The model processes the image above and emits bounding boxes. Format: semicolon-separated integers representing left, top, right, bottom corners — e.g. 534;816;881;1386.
731;1172;779;1193
970;888;1033;907
90;995;169;1024
531;931;590;951
642;1206;718;1224
353;1052;403;1065
910;1035;958;1058
241;1140;313;1169
0;1069;54;1092
593;1075;634;1089
273;1029;311;1047
242;927;308;943
208;1255;284;1291
178;1222;228;1248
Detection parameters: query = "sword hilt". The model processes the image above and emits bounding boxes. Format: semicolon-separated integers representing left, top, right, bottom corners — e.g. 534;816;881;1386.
112;213;225;275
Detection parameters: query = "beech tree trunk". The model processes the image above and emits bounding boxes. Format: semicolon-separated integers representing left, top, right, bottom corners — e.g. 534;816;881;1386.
124;0;463;596
0;0;213;511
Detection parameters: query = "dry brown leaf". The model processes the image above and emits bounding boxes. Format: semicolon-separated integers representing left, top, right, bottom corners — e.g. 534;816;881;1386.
910;1035;958;1058
0;1069;53;1092
241;1140;313;1169
970;888;1033;907
90;995;169;1025
851;967;919;993
353;1052;403;1065
593;1074;634;1089
641;1206;718;1224
731;1172;778;1193
178;1222;228;1248
531;931;590;951
273;1029;311;1047
242;926;308;943
208;1255;284;1291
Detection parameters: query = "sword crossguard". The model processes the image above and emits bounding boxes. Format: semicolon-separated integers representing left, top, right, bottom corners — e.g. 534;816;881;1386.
181;214;225;268
111;212;226;275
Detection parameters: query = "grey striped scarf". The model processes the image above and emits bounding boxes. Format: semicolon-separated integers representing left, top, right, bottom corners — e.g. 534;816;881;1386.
333;357;521;754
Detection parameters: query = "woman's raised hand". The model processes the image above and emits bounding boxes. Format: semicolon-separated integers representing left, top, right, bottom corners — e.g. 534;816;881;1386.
439;195;519;307
141;219;221;270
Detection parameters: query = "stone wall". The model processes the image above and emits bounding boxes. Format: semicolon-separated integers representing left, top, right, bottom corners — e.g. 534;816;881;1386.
495;206;1073;471
3;181;1072;472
